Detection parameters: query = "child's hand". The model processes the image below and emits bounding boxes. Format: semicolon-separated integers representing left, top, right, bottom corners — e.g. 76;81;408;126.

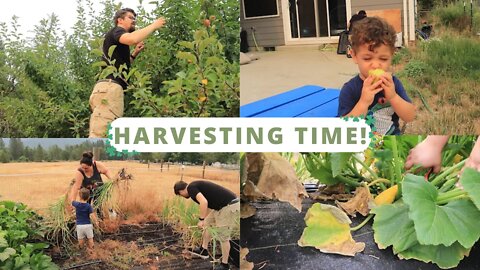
380;72;397;101
464;139;480;172
360;75;383;106
405;138;446;173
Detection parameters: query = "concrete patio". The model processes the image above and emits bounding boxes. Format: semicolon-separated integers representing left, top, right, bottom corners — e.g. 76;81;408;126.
240;46;359;106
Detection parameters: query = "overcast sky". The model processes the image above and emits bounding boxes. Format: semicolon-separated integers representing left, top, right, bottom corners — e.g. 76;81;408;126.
2;0;156;38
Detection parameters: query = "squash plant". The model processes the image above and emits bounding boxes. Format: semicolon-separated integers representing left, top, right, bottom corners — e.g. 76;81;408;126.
300;135;479;269
0;201;58;269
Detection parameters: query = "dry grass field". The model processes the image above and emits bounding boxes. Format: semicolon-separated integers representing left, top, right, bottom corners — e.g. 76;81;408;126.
0;161;239;214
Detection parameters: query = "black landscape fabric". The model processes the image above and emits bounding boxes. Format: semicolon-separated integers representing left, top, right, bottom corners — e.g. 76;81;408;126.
241;199;480;270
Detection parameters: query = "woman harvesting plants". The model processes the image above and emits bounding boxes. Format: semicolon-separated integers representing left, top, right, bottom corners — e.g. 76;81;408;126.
68;152;115;209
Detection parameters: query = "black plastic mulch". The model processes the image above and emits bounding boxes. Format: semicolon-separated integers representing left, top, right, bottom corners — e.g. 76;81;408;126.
241;199;480;270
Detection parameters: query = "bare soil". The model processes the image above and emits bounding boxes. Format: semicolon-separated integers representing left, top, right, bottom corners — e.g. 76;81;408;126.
51;221;239;270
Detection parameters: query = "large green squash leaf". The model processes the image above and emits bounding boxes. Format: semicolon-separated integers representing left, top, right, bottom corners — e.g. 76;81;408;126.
460;168;480;210
402;174;480;248
398;242;470;269
371;201;417;253
372;201;471;269
298;203;365;256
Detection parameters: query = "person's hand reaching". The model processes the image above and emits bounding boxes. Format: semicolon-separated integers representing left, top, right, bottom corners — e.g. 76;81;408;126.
405;136;449;173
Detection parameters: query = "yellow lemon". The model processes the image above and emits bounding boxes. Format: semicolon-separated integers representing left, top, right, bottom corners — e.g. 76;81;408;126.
368;69;385;83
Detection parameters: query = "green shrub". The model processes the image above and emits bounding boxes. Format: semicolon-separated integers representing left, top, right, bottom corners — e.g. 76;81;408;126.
400;60;430;79
434;3;470;31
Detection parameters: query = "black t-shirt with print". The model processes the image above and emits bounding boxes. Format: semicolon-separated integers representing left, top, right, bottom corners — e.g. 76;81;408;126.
103;26;130;89
187;180;236;210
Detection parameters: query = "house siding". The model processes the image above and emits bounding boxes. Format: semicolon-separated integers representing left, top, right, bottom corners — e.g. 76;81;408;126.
351;0;403;11
240;0;286;48
240;0;408;47
351;0;405;31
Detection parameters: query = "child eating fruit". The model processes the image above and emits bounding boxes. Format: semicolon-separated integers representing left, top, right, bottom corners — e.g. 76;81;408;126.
337;17;416;135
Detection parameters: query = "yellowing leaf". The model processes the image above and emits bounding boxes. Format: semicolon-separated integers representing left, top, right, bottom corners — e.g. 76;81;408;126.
298;203;365;256
199;96;207;102
201;79;208;85
337;186;372;217
241;202;256;219
247;153;308;212
240;248;254;270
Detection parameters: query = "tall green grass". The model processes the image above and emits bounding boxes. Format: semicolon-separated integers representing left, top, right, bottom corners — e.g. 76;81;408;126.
434;3;470;30
394;3;480;134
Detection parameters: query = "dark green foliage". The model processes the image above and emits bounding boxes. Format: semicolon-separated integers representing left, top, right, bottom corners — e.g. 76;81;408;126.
0;201;58;269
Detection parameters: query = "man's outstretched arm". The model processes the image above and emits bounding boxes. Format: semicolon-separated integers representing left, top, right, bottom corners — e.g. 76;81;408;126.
120;17;165;45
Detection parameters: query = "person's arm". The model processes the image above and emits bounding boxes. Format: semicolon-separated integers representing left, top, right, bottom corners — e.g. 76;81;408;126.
405;136;449;173
130;41;145;63
389;95;416;122
90;212;100;227
344;76;383;117
96;161;116;180
465;137;480;171
69;172;83;207
381;74;416;122
119;18;165;45
195;192;209;228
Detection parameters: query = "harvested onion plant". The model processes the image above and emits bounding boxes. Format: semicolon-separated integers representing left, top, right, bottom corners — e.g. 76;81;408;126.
45;189;75;250
45;168;133;250
162;197;203;247
162;196;240;262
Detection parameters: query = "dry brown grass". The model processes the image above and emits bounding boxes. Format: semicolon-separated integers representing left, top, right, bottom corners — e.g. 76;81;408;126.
75;240;158;270
0;161;239;215
404;79;480;134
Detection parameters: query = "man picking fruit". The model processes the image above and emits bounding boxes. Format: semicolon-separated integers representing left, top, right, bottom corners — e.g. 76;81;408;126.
337;17;416;135
89;8;166;138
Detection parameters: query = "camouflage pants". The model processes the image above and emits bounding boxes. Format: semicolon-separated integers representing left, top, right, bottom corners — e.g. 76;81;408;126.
89;80;124;138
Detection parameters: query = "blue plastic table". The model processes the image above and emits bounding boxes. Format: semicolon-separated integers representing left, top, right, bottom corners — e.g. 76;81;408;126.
240;85;340;117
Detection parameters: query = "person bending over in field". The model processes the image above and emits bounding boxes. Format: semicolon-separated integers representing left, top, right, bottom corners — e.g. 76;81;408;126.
174;180;240;270
71;188;99;253
69;151;115;211
405;136;480;174
337;17;415;135
89;8;166;138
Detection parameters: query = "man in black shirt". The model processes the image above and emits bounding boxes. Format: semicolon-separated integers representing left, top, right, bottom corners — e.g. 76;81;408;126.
89;8;165;138
174;180;239;270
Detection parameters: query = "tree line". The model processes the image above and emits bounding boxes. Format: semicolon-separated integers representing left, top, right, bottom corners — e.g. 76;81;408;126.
0;139;238;164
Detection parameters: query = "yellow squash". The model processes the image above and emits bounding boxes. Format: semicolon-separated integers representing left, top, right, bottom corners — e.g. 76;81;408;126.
374;185;398;205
